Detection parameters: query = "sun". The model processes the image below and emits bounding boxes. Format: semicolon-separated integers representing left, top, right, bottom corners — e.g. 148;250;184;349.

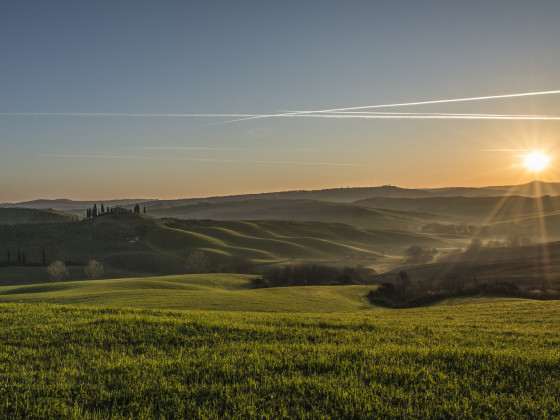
523;151;550;172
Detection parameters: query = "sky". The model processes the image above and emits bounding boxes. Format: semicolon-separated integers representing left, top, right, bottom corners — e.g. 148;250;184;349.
2;0;560;202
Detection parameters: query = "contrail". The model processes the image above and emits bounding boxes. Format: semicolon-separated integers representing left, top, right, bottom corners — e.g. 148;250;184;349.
45;154;360;166
215;89;560;124
0;112;261;118
283;114;560;120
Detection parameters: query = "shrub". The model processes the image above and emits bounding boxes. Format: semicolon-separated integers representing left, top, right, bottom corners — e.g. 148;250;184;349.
84;260;104;279
47;261;69;282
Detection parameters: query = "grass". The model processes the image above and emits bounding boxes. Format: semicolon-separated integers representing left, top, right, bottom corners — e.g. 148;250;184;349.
0;299;559;418
0;274;375;312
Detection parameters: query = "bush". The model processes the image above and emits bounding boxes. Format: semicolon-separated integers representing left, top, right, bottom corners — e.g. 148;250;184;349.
84;260;104;279
47;261;69;282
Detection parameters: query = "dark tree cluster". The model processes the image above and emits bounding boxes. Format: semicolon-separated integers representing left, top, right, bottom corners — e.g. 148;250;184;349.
421;222;478;236
3;247;48;266
253;264;376;288
85;203;145;219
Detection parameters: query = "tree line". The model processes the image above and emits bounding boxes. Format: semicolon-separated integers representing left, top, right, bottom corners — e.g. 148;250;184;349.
2;247;48;266
84;203;146;219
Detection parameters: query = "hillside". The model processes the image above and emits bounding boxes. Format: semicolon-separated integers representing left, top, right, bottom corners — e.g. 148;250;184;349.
355;194;560;225
378;240;560;292
0;273;375;312
0;212;454;284
145;198;443;229
0;207;75;224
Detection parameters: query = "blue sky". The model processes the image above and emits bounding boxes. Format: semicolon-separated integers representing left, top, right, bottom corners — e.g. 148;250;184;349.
2;1;560;201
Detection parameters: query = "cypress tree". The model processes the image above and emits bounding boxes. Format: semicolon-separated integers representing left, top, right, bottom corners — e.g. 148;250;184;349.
143;206;146;214
134;204;140;214
101;203;105;213
92;204;98;217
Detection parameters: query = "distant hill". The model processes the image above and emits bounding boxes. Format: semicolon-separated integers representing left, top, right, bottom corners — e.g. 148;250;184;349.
484;180;560;197
144;198;443;230
0;208;75;224
3;181;558;215
0;198;149;211
355;195;560;225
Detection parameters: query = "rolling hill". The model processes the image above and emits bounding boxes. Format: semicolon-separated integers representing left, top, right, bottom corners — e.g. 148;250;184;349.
4;181;559;214
0;208;75;224
144;198;443;229
355;194;560;225
0;273;375;312
0;211;455;285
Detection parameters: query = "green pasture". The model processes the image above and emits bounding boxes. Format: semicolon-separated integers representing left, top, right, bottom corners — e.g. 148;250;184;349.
0;299;559;418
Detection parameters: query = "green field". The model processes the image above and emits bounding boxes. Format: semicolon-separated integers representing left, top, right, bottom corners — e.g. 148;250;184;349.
0;274;374;312
1;297;559;418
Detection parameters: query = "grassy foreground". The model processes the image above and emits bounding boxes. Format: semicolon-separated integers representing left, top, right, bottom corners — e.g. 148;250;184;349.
0;274;374;312
1;300;559;418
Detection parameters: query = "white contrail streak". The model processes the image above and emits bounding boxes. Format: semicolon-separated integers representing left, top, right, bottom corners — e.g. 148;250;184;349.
283;114;560;120
45;154;359;166
215;89;560;124
0;112;261;118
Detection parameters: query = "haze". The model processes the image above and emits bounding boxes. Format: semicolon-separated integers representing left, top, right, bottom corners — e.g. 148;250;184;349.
2;1;560;202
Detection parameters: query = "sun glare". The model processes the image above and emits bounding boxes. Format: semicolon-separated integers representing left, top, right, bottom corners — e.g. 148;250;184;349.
523;151;550;172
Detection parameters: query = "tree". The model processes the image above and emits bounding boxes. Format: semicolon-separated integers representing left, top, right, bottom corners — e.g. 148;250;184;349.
84;260;104;279
47;261;69;282
397;270;411;296
186;250;209;273
143;206;146;214
101;203;105;214
404;245;437;264
92;204;98;217
134;204;140;214
466;238;483;253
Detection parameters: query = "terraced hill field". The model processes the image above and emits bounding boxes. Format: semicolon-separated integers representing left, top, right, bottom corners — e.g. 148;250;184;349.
0;212;455;284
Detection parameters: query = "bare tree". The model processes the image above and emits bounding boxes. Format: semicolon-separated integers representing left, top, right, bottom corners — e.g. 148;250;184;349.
186;250;209;273
404;245;437;264
47;261;69;282
84;260;104;279
397;270;411;297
